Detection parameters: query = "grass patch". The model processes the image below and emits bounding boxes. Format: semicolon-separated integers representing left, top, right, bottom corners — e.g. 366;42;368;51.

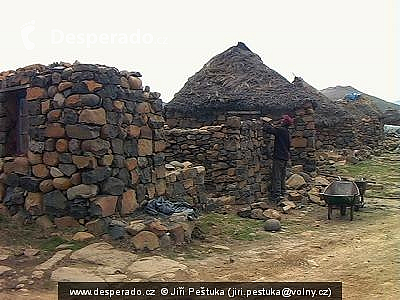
337;159;393;180
0;214;85;253
39;236;84;252
196;212;266;241
338;155;400;198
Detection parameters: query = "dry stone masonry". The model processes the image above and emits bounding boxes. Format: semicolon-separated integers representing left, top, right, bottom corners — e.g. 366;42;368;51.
165;117;269;204
0;62;167;222
165;161;207;210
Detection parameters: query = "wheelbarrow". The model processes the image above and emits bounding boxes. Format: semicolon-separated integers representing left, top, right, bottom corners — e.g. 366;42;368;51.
318;174;375;214
320;179;361;221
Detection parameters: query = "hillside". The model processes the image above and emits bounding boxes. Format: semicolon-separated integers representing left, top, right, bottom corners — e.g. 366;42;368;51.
321;86;400;112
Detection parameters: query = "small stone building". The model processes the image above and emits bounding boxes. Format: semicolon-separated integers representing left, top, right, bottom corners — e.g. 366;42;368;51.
164;42;317;203
292;77;359;149
0;62;169;220
292;77;386;149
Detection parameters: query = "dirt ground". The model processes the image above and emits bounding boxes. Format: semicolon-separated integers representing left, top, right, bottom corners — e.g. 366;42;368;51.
185;198;400;300
1;153;399;300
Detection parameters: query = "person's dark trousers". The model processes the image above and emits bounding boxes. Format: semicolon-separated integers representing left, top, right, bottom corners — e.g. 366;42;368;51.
271;159;287;202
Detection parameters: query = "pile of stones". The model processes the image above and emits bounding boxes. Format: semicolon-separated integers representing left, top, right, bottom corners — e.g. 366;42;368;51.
87;214;194;250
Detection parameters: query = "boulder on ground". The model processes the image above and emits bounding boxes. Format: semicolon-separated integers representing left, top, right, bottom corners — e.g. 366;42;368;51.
132;231;160;251
286;174;306;189
264;219;281;231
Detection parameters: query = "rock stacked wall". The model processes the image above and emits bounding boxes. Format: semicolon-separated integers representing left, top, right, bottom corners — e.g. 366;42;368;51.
316;121;357;149
316;118;383;150
165;117;269;204
355;117;383;148
0;63;166;221
289;103;316;172
166;103;317;173
165;162;207;209
165;111;261;129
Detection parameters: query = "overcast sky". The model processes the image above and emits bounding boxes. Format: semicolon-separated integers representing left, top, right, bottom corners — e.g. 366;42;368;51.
1;0;398;103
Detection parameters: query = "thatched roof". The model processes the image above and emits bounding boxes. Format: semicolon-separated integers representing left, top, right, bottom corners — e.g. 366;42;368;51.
292;76;355;127
166;42;316;119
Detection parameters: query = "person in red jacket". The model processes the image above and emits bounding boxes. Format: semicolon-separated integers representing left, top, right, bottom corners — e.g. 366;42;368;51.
264;115;294;203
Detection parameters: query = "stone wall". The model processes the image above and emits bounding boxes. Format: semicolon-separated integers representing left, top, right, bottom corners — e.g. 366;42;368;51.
166;101;317;173
165;161;207;210
165;117;269;204
316;118;383;150
316;121;357;150
355;117;384;148
0;63;166;221
289;103;316;172
165;110;261;129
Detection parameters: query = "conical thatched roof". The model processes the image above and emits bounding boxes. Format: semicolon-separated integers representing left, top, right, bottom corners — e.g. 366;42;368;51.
166;42;315;119
292;76;355;127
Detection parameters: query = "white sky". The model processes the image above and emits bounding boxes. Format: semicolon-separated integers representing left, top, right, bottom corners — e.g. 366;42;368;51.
1;0;399;103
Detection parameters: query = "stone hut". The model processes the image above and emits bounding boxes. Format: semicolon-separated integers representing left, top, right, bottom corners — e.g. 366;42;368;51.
165;42;317;170
0;62;169;220
292;77;358;149
164;43;318;204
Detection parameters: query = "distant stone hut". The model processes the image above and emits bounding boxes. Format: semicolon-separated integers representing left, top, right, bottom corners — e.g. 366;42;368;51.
292;77;386;149
292;77;359;149
0;63;169;220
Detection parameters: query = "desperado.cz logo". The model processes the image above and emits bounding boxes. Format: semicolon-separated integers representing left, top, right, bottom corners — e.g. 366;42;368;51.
51;29;168;48
20;21;167;50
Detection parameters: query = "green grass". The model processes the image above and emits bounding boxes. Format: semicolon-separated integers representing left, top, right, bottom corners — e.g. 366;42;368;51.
0;214;85;253
39;236;84;252
337;159;391;180
196;212;267;241
338;155;400;198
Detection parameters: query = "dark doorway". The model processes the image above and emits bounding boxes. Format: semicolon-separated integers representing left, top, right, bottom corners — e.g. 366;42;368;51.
0;89;28;156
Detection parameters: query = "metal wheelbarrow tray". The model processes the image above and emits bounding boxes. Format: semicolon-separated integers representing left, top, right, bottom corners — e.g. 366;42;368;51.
320;180;361;221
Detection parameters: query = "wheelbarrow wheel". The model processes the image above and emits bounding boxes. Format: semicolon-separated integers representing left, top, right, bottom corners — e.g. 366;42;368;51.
340;205;346;216
360;195;365;208
350;206;354;221
328;205;332;220
355;195;364;211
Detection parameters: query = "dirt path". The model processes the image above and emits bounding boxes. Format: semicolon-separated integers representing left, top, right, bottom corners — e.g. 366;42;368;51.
1;153;399;300
185;199;399;299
